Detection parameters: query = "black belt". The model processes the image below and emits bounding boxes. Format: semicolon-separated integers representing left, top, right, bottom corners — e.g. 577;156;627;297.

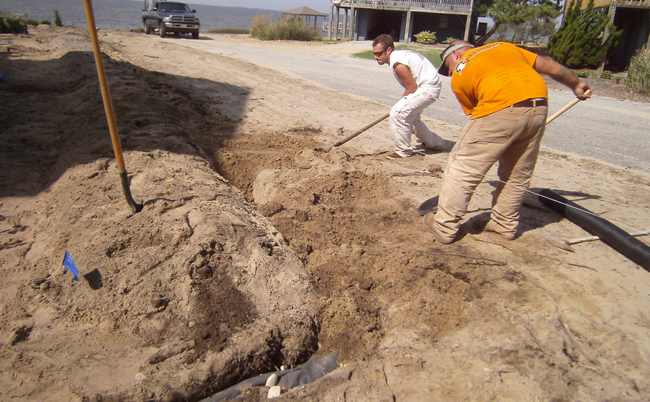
512;98;547;107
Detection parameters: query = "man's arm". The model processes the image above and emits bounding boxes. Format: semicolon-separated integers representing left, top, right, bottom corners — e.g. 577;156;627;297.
393;63;417;96
534;55;591;99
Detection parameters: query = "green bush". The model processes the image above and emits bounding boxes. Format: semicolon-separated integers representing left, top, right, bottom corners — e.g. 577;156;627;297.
414;30;436;44
0;15;28;33
251;15;319;41
54;10;63;27
626;49;650;94
548;0;620;68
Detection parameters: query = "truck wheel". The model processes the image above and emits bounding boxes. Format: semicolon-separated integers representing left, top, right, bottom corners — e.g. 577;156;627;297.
159;23;166;37
144;22;152;34
192;31;199;39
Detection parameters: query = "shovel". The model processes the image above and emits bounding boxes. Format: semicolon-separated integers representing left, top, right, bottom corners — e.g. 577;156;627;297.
82;0;143;213
545;90;591;125
317;113;390;152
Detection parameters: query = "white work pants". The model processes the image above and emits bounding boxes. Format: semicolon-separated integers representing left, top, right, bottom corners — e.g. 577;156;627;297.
390;81;444;157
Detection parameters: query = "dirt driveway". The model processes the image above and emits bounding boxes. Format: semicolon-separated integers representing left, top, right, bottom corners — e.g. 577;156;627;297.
1;27;649;402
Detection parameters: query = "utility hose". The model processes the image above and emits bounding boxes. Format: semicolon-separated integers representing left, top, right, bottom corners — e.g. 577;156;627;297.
538;189;650;271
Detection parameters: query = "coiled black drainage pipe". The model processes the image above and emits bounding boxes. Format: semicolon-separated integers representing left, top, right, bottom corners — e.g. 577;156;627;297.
538;189;650;271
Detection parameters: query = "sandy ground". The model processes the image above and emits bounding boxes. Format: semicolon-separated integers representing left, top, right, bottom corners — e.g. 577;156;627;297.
1;26;649;402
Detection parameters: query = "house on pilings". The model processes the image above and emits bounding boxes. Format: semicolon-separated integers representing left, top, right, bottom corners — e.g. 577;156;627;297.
327;0;475;43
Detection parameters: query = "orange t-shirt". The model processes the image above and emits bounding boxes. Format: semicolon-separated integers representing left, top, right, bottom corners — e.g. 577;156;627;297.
450;42;548;119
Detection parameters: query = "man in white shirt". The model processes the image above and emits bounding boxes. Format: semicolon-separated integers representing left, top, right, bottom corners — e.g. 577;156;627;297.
372;34;446;158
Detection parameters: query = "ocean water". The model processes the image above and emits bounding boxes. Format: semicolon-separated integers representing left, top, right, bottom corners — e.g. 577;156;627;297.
0;0;281;29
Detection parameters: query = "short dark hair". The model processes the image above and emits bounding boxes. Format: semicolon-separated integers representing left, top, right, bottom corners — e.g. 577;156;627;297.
372;34;394;50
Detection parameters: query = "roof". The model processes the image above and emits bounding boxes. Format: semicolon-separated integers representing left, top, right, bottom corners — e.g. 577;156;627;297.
283;6;328;17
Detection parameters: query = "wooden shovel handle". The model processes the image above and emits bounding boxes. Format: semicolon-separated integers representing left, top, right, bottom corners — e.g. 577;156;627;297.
332;113;390;148
546;90;592;125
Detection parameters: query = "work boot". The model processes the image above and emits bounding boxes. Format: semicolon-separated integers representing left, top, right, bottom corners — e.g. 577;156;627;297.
423;213;456;244
432;225;456;244
426;209;460;244
483;220;517;240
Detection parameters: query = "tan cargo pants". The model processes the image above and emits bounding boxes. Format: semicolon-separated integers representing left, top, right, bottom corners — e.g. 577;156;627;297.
433;104;548;242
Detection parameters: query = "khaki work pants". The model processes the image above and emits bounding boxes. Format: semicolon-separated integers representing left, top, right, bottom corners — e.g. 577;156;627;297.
390;82;445;157
433;105;548;241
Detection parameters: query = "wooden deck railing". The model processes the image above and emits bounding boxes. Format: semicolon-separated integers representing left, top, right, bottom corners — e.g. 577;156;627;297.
334;0;473;14
615;0;650;8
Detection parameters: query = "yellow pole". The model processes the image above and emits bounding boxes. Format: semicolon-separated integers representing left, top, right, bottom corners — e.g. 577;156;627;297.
82;0;142;213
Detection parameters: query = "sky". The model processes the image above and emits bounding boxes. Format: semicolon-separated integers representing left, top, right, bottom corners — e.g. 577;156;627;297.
188;0;331;12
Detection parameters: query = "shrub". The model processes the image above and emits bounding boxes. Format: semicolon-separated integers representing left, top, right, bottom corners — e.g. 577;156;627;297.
626;49;650;94
548;0;620;68
414;30;436;44
0;15;28;33
207;28;250;34
486;0;560;45
251;15;271;38
22;18;40;25
54;10;63;27
251;15;319;41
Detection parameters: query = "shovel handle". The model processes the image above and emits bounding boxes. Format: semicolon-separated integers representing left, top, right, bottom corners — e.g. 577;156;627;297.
545;90;591;125
83;0;142;213
332;113;390;148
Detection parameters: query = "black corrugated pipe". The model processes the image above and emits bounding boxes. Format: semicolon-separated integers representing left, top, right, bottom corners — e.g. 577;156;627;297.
538;189;650;271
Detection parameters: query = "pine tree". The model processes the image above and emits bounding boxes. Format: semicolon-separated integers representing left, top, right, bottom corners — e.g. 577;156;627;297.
548;0;620;68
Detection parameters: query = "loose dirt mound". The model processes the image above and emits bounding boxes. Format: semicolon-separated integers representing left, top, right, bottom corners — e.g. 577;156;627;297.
0;29;317;401
214;134;477;362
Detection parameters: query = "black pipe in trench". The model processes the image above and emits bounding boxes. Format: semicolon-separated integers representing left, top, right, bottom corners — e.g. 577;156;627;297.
538;189;650;272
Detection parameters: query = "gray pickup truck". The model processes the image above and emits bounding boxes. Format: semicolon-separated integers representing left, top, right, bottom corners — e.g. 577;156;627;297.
142;0;200;39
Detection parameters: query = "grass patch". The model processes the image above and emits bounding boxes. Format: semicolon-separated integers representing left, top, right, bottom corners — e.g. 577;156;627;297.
207;28;250;34
353;45;442;67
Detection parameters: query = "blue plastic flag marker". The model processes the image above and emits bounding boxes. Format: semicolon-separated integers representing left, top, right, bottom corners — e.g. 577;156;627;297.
62;251;80;281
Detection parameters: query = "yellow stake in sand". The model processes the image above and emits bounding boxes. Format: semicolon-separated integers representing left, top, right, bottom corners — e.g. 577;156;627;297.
82;0;143;213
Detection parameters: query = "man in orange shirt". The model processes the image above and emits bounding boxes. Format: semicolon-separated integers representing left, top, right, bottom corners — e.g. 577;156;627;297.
432;40;591;244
